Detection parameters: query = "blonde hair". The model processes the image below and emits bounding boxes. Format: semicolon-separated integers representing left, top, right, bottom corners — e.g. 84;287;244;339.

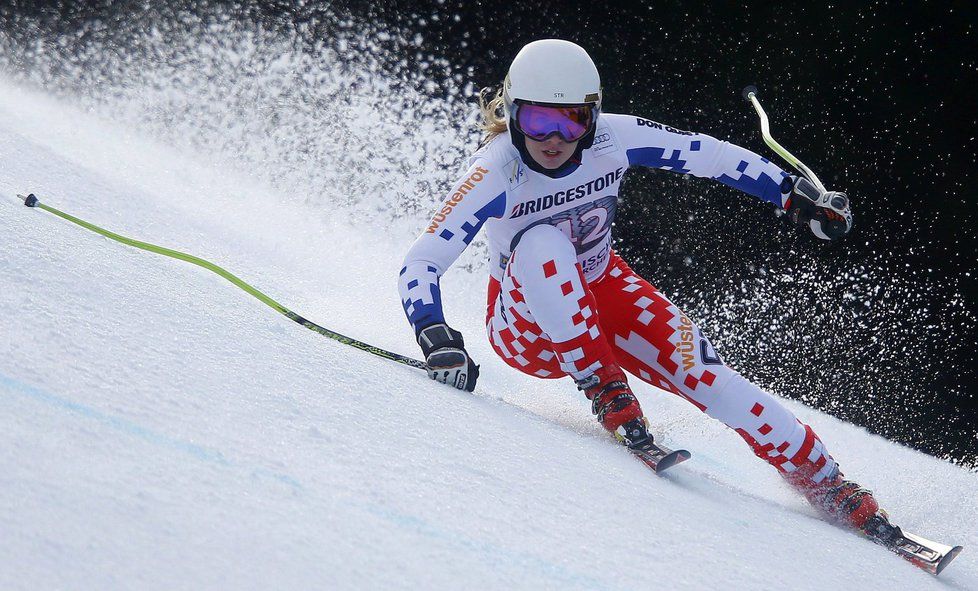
478;85;508;144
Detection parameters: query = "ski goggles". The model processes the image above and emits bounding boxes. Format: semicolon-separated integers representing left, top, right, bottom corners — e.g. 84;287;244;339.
514;102;596;142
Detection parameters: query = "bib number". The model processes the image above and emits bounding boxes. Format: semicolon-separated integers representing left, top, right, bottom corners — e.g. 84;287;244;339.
512;195;617;255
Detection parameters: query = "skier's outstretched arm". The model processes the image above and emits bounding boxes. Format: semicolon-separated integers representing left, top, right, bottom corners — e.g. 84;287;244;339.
399;159;508;391
606;113;852;239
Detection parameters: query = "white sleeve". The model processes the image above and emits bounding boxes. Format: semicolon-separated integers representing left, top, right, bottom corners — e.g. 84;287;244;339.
398;159;507;335
607;113;790;206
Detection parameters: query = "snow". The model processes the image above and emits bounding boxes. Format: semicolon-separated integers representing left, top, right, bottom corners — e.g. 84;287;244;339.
0;77;975;591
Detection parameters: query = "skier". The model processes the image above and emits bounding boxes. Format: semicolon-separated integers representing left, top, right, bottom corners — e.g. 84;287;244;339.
398;39;882;534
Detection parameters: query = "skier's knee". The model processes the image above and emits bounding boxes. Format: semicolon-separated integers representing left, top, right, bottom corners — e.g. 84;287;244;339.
513;224;576;267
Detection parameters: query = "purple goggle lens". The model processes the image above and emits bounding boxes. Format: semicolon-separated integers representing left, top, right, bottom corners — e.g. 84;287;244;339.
516;103;595;142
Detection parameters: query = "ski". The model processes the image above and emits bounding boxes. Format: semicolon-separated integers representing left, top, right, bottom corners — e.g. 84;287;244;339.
862;513;963;575
628;443;691;474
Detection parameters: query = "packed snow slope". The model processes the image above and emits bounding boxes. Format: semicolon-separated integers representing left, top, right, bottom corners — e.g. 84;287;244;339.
0;79;975;591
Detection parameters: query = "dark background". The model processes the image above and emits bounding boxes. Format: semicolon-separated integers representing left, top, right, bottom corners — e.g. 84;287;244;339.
4;0;976;465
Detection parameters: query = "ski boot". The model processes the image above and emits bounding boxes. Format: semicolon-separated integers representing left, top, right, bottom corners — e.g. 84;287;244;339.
797;470;963;575
794;467;881;531
575;364;654;451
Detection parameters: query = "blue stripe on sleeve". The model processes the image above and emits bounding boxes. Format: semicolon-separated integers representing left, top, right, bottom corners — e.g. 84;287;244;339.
625;147;691;172
400;191;507;336
400;268;445;336
714;171;784;205
459;191;507;245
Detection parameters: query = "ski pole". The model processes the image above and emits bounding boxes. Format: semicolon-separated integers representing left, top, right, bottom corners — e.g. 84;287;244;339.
16;193;428;371
741;86;827;193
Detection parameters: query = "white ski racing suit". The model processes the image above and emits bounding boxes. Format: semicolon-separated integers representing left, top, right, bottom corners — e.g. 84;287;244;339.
399;113;839;486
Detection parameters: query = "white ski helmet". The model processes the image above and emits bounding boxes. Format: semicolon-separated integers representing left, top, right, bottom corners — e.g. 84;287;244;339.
503;39;602;111
502;40;602;162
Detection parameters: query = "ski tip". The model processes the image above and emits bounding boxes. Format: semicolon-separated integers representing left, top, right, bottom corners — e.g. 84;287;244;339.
742;85;759;102
936;545;964;576
654;449;692;474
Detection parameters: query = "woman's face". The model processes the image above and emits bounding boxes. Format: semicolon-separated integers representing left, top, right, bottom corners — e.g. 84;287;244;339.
525;135;579;170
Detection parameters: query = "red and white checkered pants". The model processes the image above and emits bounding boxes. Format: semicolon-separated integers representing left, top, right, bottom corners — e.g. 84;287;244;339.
486;224;838;485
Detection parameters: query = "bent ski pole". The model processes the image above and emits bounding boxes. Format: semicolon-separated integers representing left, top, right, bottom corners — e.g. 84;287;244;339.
741;86;827;193
17;193;427;371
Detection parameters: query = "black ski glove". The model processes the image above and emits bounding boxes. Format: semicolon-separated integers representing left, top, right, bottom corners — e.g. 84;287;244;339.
782;175;853;240
417;323;479;392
